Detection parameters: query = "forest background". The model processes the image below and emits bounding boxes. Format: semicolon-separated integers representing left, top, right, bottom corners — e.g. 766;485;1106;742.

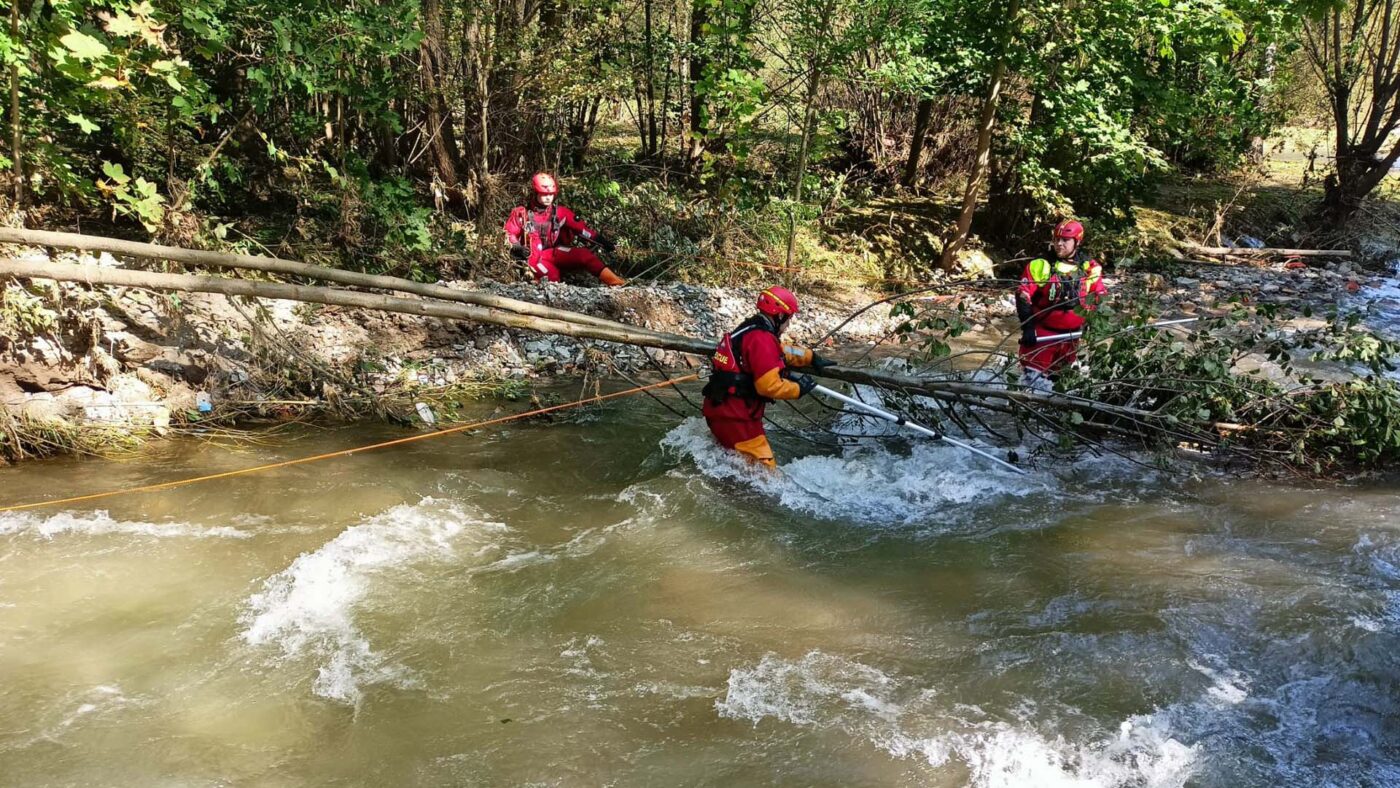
6;0;1400;286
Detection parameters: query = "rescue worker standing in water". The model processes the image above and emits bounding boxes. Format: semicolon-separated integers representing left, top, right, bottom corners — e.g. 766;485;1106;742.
701;286;835;468
1015;220;1108;390
504;172;626;287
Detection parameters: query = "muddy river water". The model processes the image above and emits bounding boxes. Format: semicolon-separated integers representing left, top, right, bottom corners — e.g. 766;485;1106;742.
0;381;1397;786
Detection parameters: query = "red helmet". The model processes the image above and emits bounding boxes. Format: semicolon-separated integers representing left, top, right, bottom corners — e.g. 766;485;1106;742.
1053;220;1085;243
531;172;558;196
756;286;799;317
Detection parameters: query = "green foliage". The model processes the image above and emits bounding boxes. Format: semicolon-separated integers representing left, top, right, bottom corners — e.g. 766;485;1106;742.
1057;297;1400;474
97;161;166;231
980;0;1302;236
890;300;972;361
1286;377;1400;472
0;285;60;338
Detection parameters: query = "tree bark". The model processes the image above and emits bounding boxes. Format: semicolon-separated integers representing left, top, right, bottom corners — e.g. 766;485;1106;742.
941;0;1021;271
421;0;468;214
642;0;658;157
1185;245;1352;258
8;0;21;208
0;258;709;354
901;97;934;189
784;65;823;275
686;0;709;171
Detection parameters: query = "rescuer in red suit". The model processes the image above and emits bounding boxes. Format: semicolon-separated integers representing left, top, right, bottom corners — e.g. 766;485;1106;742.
504;172;626;286
1016;220;1108;389
701;286;835;468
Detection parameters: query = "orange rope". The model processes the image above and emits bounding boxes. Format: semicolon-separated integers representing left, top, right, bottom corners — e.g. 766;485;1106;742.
0;375;698;514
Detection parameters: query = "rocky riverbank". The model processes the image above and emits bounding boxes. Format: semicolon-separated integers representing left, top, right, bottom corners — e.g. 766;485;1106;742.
0;245;909;459
0;239;1392;462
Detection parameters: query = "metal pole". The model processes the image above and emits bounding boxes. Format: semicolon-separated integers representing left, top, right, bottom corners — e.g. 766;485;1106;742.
812;385;1027;475
1036;317;1200;344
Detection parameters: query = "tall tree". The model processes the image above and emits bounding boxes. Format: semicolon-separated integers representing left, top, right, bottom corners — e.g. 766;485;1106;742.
421;0;467;213
941;0;1020;270
1303;0;1400;224
7;0;20;208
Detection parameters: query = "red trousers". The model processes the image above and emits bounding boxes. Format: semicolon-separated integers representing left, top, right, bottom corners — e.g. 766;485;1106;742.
1019;325;1080;374
528;247;606;282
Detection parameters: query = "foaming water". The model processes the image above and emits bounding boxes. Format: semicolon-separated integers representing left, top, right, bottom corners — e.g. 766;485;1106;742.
659;412;1143;529
1356;262;1400;342
717;651;1198;788
0;510;251;540
1;397;1397;784
240;498;507;704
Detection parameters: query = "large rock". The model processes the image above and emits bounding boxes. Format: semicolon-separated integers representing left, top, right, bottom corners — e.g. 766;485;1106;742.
954;249;996;278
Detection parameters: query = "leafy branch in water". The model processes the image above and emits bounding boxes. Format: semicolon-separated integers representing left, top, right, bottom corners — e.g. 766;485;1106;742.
889;290;1400;477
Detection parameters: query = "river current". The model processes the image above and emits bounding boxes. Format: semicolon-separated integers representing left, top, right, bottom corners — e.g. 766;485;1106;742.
0;382;1397;786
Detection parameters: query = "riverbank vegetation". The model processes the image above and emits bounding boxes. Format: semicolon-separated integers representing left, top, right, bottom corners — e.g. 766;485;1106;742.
6;1;1398;272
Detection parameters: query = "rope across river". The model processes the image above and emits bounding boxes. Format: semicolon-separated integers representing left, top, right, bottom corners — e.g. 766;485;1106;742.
0;375;697;514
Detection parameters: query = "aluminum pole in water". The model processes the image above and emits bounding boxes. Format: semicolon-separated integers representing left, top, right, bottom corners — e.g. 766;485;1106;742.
1036;317;1200;344
812;385;1027;475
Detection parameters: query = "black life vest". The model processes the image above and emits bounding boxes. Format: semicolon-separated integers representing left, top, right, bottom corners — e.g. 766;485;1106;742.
702;315;779;407
525;204;564;249
1031;250;1095;313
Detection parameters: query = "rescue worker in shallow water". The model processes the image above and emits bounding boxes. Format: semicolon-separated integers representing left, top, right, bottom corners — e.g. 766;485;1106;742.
701;286;835;468
1016;220;1108;390
504;172;626;286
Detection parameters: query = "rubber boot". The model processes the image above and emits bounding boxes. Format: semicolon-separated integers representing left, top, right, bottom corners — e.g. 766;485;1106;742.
598;267;626;287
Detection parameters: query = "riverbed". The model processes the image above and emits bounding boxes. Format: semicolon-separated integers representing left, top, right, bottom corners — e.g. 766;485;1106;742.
0;388;1397;786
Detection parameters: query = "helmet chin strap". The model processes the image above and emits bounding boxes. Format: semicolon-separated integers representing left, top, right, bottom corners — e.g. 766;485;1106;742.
759;312;788;333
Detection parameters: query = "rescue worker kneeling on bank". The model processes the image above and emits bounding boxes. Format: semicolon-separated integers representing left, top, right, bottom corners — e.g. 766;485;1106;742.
1015;220;1108;390
504;172;626;287
701;286;835;468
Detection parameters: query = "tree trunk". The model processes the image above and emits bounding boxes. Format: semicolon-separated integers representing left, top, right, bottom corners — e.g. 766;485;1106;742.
0;256;1204;436
901;97;934;189
1323;151;1400;224
421;0;467;214
642;0;658;158
461;9;493;211
685;0;709;171
784;65;823;274
0;257;709;355
8;0;21;208
1304;0;1400;226
0;227;656;336
941;0;1021;271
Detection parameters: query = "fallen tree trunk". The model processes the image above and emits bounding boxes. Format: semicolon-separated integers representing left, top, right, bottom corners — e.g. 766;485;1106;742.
1184;244;1352;259
0;257;711;355
0;258;1204;441
0;227;667;337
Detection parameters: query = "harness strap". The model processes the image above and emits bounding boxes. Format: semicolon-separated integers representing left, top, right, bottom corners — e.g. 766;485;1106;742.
704;316;779;410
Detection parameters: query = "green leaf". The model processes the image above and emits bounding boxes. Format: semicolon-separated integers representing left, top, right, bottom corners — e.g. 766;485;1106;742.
103;12;143;38
60;31;109;62
65;113;99;134
101;161;130;185
87;75;125;90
